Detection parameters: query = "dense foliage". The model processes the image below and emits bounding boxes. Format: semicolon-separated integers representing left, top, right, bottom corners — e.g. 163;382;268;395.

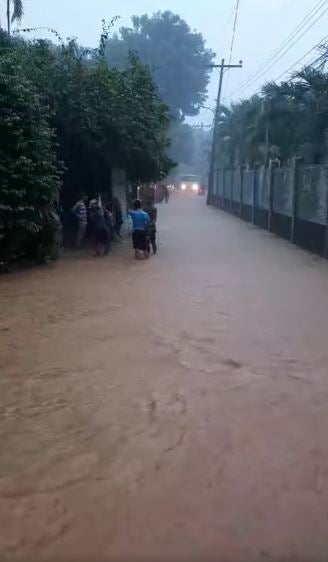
3;0;24;35
106;11;215;120
216;59;328;168
0;44;61;263
105;12;215;177
0;29;172;263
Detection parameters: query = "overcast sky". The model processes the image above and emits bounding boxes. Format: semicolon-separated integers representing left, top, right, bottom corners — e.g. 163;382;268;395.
14;0;328;124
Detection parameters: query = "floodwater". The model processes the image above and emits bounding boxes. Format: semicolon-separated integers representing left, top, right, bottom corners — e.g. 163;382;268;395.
1;194;328;561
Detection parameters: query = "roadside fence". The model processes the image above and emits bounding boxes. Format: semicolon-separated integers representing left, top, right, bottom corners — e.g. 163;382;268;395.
209;158;328;257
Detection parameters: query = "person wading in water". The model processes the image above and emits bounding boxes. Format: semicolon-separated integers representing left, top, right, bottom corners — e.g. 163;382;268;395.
89;198;111;256
144;198;157;255
128;199;150;259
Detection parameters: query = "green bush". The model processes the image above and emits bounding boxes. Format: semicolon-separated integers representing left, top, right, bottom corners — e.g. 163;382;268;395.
0;30;173;264
0;52;61;264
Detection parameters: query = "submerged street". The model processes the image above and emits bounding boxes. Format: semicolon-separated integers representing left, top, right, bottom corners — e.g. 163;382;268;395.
1;193;328;561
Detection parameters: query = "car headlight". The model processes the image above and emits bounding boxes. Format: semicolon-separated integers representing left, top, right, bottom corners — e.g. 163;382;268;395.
181;183;186;191
192;183;199;191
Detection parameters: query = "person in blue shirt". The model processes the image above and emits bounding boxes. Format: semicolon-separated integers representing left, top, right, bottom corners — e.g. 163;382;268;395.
128;199;150;259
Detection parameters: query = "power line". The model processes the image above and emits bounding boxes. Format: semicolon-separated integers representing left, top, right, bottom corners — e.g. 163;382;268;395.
213;2;241;68
232;0;328;98
232;0;328;96
224;33;328;109
223;0;241;101
228;0;241;66
237;9;328;96
273;33;328;83
243;0;328;84
233;0;328;98
223;3;238;31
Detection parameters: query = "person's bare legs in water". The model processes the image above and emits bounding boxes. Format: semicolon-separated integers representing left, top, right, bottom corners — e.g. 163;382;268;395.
134;248;149;260
128;200;150;261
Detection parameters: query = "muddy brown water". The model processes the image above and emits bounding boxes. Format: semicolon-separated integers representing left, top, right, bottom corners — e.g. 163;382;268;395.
1;194;328;561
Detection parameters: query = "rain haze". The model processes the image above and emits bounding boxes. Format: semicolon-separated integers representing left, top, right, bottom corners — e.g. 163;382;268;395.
3;1;328;561
21;0;328;122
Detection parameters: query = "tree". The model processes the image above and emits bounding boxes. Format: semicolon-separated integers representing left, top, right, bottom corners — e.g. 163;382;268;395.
0;28;173;263
0;48;61;263
106;11;215;119
1;31;173;203
6;0;24;34
217;96;265;167
216;55;328;168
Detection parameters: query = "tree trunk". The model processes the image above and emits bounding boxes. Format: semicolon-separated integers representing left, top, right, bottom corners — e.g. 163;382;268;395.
7;0;11;35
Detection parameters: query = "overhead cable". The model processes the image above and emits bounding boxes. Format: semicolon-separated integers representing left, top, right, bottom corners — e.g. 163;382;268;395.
232;0;328;98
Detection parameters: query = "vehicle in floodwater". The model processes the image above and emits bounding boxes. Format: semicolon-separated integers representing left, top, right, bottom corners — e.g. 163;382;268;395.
178;175;205;195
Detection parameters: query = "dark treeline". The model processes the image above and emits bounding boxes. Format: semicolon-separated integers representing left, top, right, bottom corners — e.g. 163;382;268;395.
106;11;214;120
0;25;172;264
0;11;216;265
106;11;215;181
216;49;328;168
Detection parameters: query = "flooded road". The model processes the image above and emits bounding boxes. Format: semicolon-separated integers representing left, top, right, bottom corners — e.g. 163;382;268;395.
1;194;328;561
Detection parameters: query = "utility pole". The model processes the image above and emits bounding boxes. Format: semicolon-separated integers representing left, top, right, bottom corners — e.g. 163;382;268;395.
7;0;11;35
207;58;243;204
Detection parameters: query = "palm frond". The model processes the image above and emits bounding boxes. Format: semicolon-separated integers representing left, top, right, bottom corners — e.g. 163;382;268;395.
11;0;24;23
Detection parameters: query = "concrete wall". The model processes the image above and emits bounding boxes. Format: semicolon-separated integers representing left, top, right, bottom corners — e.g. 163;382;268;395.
111;168;127;213
210;163;328;257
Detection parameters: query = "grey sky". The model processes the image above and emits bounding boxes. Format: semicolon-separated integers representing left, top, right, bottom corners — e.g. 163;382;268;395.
15;0;328;124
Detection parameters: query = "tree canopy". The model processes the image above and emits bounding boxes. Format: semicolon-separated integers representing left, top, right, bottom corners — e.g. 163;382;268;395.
216;52;328;168
2;0;24;34
106;11;215;120
0;27;173;264
0;38;61;263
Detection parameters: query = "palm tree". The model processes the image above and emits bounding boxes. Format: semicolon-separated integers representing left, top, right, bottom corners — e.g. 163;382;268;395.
215;42;328;169
217;96;264;167
6;0;23;35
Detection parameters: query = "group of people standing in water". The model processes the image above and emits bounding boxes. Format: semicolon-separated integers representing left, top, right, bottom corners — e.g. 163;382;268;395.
72;195;158;259
72;196;123;256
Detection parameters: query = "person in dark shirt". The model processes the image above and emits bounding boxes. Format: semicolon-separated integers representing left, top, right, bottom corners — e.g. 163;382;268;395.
112;197;123;239
73;195;88;248
89;199;110;256
144;198;157;255
104;203;115;241
163;184;169;203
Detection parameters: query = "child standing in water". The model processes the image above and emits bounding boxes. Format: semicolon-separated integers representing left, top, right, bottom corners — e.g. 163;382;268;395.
128;200;150;259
